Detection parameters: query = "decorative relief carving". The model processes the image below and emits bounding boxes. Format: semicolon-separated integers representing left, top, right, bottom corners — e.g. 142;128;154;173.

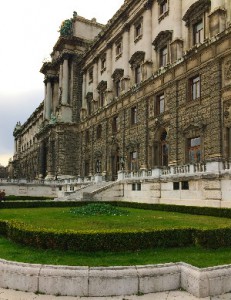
225;60;231;80
222;57;231;87
223;100;231;123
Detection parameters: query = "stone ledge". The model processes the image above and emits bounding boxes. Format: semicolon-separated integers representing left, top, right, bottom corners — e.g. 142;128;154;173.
0;259;231;298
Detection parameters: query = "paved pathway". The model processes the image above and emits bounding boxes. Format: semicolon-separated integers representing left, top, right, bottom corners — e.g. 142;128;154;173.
0;289;231;300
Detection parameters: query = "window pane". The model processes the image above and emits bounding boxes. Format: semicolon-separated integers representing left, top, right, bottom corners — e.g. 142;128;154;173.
188;137;201;163
160;46;167;67
193;20;203;44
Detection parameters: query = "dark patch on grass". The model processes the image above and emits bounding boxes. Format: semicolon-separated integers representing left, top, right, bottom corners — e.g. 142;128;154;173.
69;203;129;217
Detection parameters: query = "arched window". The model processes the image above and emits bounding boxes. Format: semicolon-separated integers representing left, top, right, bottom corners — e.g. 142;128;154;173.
153;129;169;167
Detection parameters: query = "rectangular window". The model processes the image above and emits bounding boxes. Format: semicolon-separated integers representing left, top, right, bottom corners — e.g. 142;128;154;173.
101;56;106;72
85;160;90;176
88;68;93;83
134;21;142;41
156;94;165;115
135;65;141;84
87;100;91;115
188;137;201;163
130;151;138;172
116;41;122;58
131;183;141;191
193;20;203;45
160;46;168;67
112;116;119;133
189;75;200;101
96;125;102;139
181;181;189;190
85;130;90;144
131;106;138;125
173;182;180;190
115;80;121;97
99;91;105;107
160;0;168;15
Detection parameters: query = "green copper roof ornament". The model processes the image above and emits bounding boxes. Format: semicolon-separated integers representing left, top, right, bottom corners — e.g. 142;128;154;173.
59;18;73;37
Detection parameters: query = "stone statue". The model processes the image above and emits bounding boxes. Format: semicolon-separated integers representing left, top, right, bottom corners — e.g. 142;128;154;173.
59;19;73;37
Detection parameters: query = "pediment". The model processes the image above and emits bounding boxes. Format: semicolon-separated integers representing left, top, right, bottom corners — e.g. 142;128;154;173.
129;51;145;66
152;30;173;50
183;0;211;26
111;68;124;80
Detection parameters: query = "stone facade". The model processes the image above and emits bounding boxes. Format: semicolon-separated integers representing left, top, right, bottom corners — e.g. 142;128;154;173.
12;0;231;205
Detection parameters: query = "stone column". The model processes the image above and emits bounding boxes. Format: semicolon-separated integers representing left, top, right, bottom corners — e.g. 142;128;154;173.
39;142;46;179
82;72;87;109
61;57;69;104
43;80;47;120
144;5;152;62
45;79;52;120
58;64;63;103
14;139;17;154
122;25;130;91
106;46;113;104
143;5;153;79
93;59;99;100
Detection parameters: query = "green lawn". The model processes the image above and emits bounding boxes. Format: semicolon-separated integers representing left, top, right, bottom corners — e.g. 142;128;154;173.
0;206;231;232
1;205;231;268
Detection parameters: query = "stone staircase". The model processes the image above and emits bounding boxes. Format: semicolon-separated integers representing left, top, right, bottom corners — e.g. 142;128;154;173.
56;181;117;201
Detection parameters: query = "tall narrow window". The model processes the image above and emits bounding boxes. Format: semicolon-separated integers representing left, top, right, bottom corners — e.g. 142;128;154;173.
156;94;165;115
101;55;106;72
189;75;200;101
99;91;105;107
88;68;93;83
130;151;138;172
87;99;91;115
131;106;138;125
160;46;168;67
115;80;121;97
85;130;90;144
161;130;168;166
116;41;122;58
160;0;168;15
193;20;203;45
135;65;141;84
112;116;119;133
188;137;201;163
96;124;102;139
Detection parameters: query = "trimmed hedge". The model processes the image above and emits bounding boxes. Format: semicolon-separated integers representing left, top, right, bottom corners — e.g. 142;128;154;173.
1;201;231;251
5;195;54;201
0;219;230;251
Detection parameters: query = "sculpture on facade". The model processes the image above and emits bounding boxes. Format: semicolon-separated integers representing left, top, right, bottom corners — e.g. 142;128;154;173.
59;18;73;37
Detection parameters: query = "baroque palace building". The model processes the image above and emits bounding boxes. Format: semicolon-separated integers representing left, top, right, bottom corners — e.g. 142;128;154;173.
12;0;231;205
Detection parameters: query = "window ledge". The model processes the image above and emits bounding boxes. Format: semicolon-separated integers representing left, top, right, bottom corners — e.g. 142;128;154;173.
158;10;169;23
116;53;122;60
101;67;106;74
134;34;143;43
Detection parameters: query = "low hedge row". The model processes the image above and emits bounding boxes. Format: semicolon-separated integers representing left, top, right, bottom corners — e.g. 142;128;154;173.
0;219;230;251
5;195;54;201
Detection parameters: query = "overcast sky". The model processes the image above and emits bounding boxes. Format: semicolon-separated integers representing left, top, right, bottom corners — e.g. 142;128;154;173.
0;0;124;167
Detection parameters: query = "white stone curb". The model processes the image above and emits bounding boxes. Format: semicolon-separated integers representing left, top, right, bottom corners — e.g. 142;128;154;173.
0;259;230;298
